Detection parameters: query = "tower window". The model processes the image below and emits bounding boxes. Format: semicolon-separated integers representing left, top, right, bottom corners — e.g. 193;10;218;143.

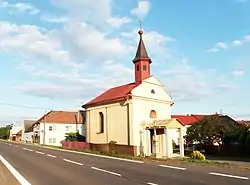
98;112;104;134
136;65;140;71
151;89;155;94
143;65;147;71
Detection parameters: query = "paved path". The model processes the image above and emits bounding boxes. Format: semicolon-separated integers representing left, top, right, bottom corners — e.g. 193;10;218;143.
0;141;250;185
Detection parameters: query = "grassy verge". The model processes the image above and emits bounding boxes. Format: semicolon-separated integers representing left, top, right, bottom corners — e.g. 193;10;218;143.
2;140;250;170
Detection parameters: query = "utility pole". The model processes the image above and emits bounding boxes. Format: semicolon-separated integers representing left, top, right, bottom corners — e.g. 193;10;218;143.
43;111;47;146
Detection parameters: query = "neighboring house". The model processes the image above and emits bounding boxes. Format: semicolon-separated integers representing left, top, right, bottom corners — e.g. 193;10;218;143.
21;120;36;143
171;114;205;144
172;114;239;145
32;110;85;146
237;120;250;127
82;29;185;158
9;123;23;142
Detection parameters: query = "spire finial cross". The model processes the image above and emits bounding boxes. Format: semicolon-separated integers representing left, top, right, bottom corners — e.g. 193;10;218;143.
139;20;143;30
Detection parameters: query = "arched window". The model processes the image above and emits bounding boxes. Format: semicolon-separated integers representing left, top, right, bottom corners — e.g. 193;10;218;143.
150;110;157;118
99;112;104;133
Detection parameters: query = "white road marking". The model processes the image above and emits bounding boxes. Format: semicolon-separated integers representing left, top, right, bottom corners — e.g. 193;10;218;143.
91;166;122;177
15;145;18;147
147;183;158;185
35;151;44;155
47;154;56;158
9;143;12;146
0;155;31;185
63;159;83;166
158;164;186;170
209;172;249;180
23;148;33;152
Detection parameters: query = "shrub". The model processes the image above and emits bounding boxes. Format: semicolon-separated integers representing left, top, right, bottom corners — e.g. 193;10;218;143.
190;150;206;161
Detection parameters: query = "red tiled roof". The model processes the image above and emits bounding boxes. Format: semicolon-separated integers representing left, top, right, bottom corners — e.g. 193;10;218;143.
36;111;83;124
83;83;137;107
171;114;206;126
237;120;250;126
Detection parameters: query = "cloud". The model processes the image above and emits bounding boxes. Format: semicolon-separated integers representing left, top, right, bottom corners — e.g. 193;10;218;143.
51;0;129;29
206;35;250;52
41;14;68;23
0;1;40;14
233;70;244;77
106;17;131;28
161;58;234;101
130;0;151;18
0;0;234;105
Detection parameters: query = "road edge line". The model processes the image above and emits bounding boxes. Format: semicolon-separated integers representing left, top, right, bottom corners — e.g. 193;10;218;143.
0;155;31;185
41;145;144;164
2;141;144;164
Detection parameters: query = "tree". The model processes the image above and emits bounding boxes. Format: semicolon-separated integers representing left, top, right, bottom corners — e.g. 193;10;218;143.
0;124;13;140
186;115;242;146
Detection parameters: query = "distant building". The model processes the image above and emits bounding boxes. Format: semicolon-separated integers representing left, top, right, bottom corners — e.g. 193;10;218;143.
32;110;85;146
21;120;36;143
9;123;22;141
172;114;239;145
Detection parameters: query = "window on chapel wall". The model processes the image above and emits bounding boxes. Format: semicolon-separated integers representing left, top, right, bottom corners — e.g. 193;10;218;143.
150;110;157;119
98;112;104;133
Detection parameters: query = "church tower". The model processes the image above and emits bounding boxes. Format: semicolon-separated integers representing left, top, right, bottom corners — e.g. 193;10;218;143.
133;28;152;85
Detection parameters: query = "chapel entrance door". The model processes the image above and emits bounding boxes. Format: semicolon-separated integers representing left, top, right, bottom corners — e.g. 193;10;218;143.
149;129;164;157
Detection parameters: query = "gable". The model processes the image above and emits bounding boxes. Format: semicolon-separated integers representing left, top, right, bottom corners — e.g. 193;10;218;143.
131;75;173;103
142;75;164;86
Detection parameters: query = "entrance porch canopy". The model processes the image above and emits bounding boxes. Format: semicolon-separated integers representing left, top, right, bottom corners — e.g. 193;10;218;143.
141;118;184;129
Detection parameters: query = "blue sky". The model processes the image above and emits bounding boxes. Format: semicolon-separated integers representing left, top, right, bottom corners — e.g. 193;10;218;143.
0;0;250;124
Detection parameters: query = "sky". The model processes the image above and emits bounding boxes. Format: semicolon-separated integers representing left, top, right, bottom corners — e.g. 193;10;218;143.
0;0;250;124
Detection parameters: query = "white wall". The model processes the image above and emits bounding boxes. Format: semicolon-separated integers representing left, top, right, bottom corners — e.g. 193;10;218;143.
39;123;83;146
131;76;173;155
10;125;22;135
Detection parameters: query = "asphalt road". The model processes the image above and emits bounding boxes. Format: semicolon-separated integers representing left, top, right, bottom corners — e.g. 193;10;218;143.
0;141;249;185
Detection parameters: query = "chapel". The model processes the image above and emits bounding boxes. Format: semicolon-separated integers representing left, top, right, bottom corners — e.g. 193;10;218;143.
82;28;185;158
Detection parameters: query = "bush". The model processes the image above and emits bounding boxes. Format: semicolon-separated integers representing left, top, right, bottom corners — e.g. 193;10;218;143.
190;150;206;161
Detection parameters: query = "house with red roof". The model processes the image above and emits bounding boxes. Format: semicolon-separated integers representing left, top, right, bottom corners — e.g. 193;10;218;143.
82;29;185;158
31;110;85;146
171;114;239;145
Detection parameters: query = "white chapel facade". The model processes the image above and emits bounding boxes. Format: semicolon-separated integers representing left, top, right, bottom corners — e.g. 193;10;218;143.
83;29;185;158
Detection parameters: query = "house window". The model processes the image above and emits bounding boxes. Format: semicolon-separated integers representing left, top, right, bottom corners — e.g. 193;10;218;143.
66;126;72;132
53;138;56;143
49;138;52;143
136;65;140;71
151;89;155;94
49;125;56;131
150;110;157;119
143;65;147;71
49;126;53;131
98;112;104;133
